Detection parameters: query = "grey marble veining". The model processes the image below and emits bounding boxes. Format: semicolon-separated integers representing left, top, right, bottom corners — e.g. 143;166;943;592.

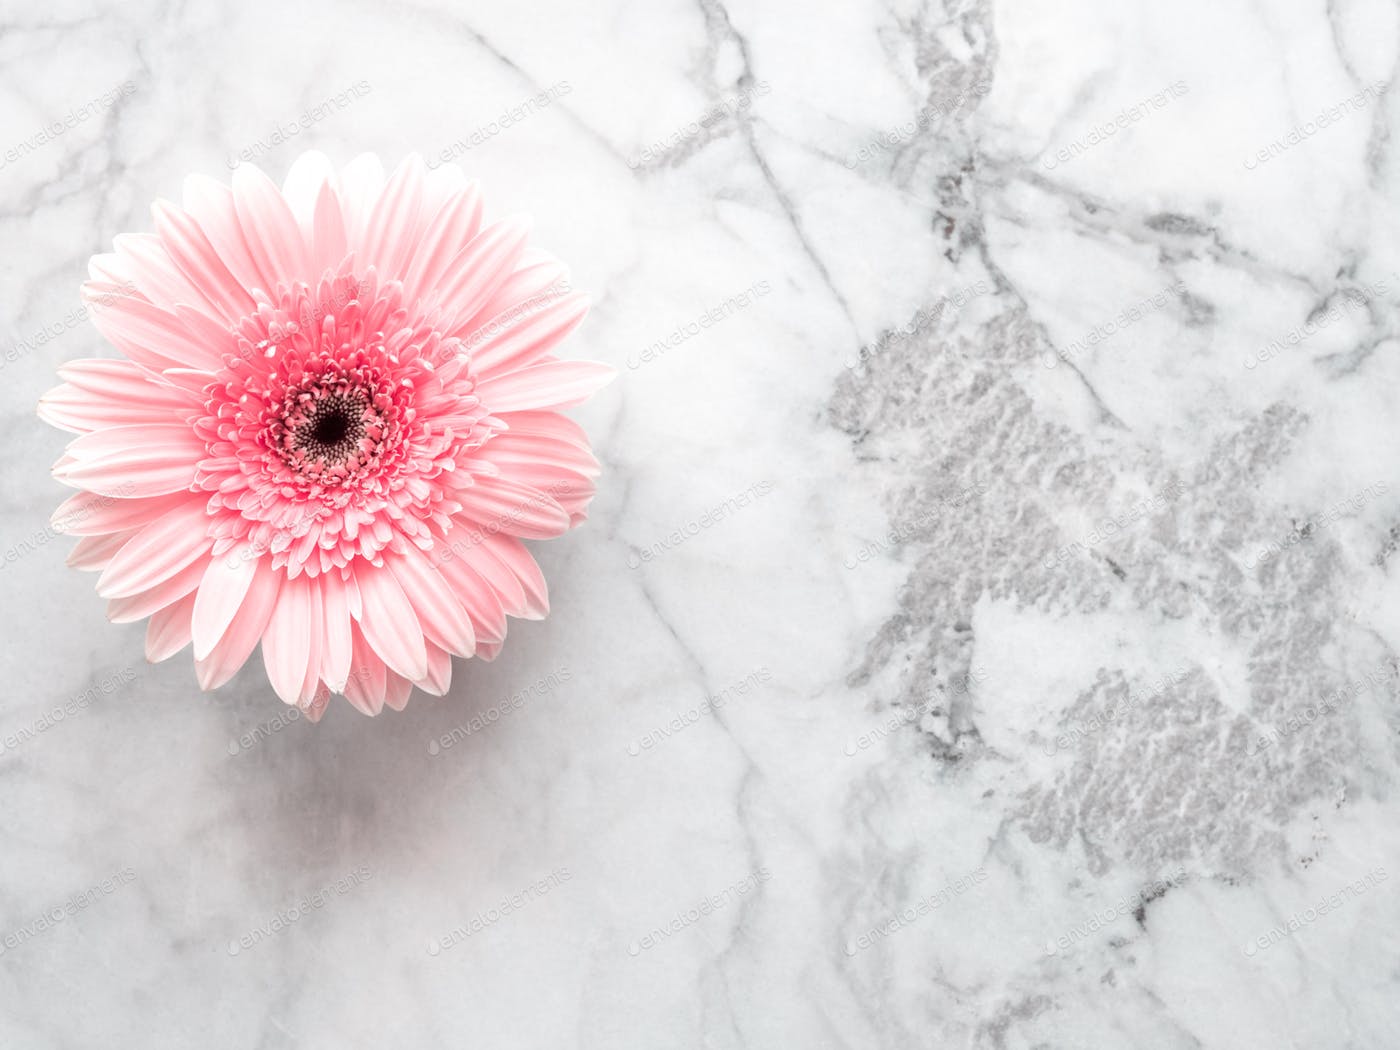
3;0;1400;1047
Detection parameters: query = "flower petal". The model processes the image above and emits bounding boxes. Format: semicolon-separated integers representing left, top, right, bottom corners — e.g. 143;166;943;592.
386;545;475;657
96;500;212;598
360;155;426;279
343;622;387;715
474;359;615;413
195;558;280;690
455;475;570;540
54;425;204;498
152;199;258;322
52;490;189;536
192;545;260;660
262;573;313;704
402;185;483;303
433;216;532;326
320;572;353;692
233;164;312;288
467;292;590;380
352;564;428;680
146;591;197;662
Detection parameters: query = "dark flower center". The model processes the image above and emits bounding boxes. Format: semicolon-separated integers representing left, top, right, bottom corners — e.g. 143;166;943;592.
294;394;367;463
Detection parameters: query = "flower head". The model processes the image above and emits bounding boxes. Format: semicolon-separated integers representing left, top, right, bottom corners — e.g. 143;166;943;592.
40;153;610;718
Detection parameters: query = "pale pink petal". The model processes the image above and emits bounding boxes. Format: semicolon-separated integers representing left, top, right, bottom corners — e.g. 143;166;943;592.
113;232;222;318
430;534;509;646
96;500;212;598
310;183;349;276
431;216;532;324
196;559;280;690
181;175;270;296
360;155;426;278
191;546;260;660
419;643;453;695
335;153;386;247
383;670;414;711
108;558;206;623
152;199;258;321
54;426;204;498
473;359;615;413
466;292;590;379
401;187;483;302
386;546;475;657
262;573;312;704
343;623;387;715
435;524;529;620
352;563;428;680
39;382;188;433
52;491;188;536
233;164;312;287
319;572;353;692
298;577;325;705
146;591;197;662
461;258;569;334
480;429;601;479
478;533;550;619
280;150;335;229
456;475;570;539
67;530;138;572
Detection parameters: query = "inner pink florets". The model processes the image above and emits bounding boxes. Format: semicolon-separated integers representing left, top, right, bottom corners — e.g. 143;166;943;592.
192;267;498;578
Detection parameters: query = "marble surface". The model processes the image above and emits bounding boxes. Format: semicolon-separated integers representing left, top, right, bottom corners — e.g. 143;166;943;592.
3;0;1400;1046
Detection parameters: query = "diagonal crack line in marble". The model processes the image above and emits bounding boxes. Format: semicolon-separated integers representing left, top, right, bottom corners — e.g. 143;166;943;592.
364;0;627;167
696;0;860;336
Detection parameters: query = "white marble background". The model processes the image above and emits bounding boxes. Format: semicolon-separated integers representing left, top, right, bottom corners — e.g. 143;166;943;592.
3;0;1400;1046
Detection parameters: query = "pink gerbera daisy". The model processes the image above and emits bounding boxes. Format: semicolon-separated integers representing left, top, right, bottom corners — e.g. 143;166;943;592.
39;152;610;719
